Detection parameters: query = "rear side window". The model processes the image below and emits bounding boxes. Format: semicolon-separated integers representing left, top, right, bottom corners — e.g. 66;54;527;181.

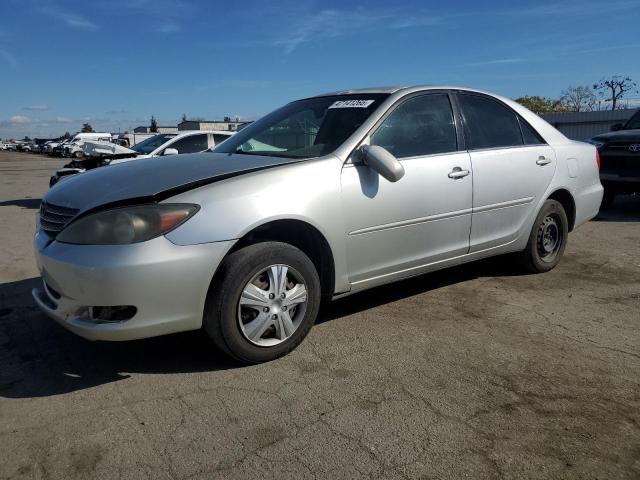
458;94;523;149
169;134;208;154
371;93;457;158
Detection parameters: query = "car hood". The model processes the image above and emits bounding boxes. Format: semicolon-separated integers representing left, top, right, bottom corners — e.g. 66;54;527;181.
44;152;304;214
592;129;640;142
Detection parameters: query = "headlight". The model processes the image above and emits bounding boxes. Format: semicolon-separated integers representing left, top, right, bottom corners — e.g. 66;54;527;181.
56;204;199;245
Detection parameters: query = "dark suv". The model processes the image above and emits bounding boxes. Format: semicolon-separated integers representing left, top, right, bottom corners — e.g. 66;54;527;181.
588;109;640;207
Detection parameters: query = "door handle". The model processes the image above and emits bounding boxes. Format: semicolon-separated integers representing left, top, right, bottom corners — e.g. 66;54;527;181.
448;167;470;179
536;156;552;166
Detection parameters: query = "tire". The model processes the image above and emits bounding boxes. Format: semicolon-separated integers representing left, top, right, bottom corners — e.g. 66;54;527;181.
601;189;616;209
203;241;321;364
73;151;84;159
520;199;568;273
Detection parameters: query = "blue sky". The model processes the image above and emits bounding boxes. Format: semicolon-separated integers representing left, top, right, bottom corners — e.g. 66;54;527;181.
1;0;639;138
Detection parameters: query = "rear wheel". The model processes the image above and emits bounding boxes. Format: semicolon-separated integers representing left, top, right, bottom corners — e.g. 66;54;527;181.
520;199;568;273
73;151;84;159
203;242;321;364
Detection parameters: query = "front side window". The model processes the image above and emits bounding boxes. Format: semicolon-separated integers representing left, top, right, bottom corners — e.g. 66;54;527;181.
458;94;523;150
370;93;457;158
215;94;388;159
168;134;208;154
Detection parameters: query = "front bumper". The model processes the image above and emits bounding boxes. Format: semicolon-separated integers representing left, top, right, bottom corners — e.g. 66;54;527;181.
32;230;234;341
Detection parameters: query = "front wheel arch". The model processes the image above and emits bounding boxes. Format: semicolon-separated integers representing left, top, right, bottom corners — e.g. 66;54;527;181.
222;219;336;302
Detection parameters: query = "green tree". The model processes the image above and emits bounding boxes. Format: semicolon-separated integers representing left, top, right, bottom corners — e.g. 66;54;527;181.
560;85;597;112
514;96;566;115
593;75;638;110
81;123;94;133
181;113;187;122
23;135;31;142
150;116;158;133
63;132;72;139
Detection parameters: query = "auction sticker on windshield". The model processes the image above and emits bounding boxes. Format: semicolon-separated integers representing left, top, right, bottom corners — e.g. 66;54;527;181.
328;99;375;109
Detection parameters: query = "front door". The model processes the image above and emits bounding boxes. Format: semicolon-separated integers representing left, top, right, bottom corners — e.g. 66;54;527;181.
341;92;473;285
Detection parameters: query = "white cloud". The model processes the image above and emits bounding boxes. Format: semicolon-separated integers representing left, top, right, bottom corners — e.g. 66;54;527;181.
40;7;98;31
55;116;72;123
97;0;192;34
272;8;442;54
10;115;31;124
24;104;50;111
156;21;180;33
464;58;525;67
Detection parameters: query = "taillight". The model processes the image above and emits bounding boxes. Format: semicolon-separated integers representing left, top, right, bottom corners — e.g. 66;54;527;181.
595;149;601;170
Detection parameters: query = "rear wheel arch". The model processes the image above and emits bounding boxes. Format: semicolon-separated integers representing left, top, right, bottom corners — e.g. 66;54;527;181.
547;189;576;231
223;219;336;301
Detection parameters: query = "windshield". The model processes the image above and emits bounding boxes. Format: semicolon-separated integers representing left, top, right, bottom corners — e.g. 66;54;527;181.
625;110;640;130
215;94;389;158
131;134;177;154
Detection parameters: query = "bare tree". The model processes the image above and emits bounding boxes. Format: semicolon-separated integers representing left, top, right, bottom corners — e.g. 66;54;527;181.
560;85;597;112
593;76;638;110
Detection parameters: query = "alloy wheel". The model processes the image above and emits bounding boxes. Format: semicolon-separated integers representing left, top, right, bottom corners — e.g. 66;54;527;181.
237;264;308;347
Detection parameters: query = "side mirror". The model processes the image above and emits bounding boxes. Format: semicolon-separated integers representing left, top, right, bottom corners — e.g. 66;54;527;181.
163;147;179;156
358;145;405;182
610;123;624;132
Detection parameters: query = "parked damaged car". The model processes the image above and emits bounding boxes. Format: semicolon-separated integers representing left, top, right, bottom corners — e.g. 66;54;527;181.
34;86;603;363
49;130;234;186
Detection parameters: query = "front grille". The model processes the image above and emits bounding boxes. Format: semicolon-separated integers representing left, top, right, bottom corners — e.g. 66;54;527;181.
39;201;79;235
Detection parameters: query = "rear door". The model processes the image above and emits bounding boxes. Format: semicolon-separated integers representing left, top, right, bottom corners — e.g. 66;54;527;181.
455;92;556;252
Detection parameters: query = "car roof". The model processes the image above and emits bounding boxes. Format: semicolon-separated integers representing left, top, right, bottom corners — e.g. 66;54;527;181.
308;85;496;99
171;130;234;136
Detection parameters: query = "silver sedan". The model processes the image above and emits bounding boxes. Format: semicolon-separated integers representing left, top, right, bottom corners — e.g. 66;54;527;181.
33;86;603;363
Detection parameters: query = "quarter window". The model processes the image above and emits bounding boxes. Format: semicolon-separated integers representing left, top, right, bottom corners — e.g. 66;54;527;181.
458;94;523;149
519;118;544;145
168;134;208;154
370;94;457;158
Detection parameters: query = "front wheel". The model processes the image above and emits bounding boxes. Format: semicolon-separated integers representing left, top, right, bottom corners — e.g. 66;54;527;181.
203;242;321;364
520;199;568;273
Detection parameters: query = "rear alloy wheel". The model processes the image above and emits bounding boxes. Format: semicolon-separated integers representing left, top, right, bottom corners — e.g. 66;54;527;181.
204;242;321;363
521;199;568;273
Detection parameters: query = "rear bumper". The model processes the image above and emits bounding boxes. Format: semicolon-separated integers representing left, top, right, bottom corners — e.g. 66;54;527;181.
33;231;234;341
574;182;603;228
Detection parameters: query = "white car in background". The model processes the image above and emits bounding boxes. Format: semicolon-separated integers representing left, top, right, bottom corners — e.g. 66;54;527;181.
49;130;234;186
110;130;234;164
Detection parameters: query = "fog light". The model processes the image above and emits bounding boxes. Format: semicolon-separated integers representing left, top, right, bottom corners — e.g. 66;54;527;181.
90;306;137;323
